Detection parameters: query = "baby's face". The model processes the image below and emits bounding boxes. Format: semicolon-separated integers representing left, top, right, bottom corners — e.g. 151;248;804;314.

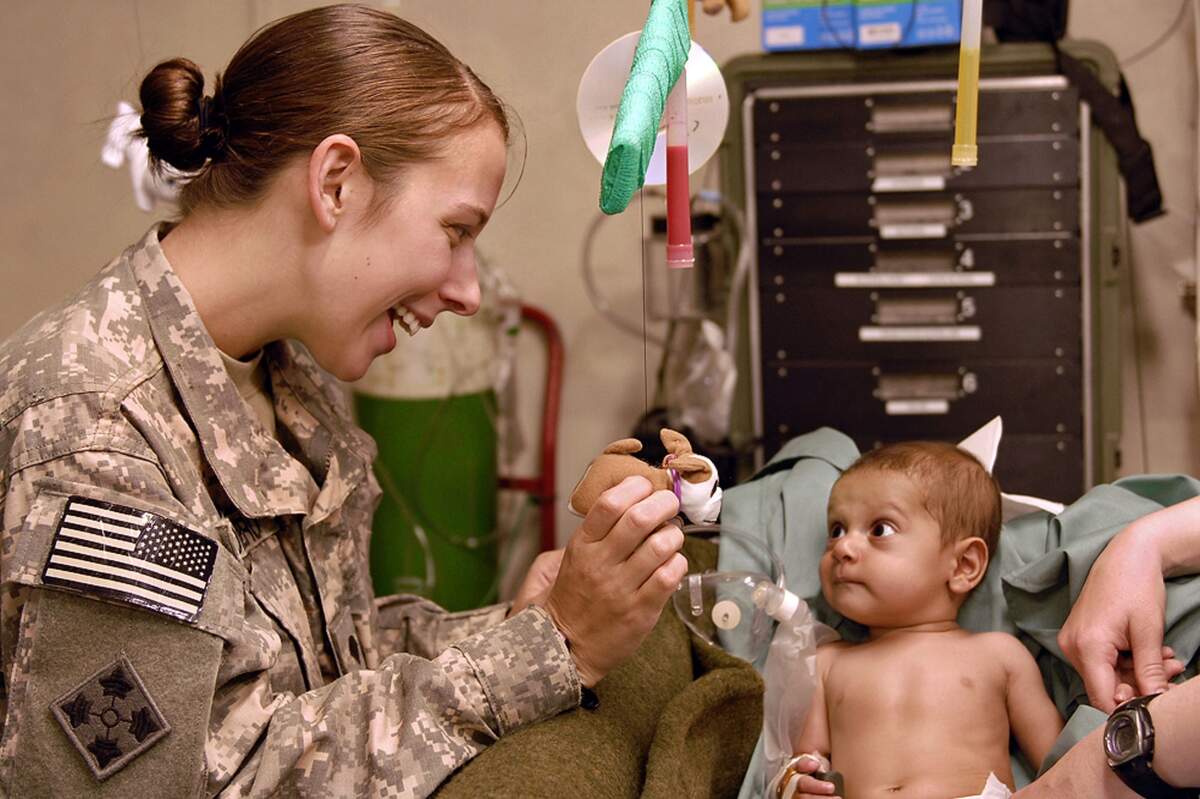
821;468;955;628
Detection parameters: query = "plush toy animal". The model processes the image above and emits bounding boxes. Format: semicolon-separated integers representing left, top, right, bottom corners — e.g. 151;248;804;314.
568;428;722;524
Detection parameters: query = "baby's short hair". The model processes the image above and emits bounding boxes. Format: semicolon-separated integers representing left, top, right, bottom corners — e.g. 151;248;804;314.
840;441;1002;557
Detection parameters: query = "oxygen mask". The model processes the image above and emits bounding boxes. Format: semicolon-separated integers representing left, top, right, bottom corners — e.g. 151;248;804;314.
672;524;796;663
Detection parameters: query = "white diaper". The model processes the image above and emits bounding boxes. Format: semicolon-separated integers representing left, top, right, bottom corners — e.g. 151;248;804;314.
953;772;1013;799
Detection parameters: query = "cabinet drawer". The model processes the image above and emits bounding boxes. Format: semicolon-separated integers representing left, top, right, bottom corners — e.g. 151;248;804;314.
760;361;1083;438
758;238;1080;289
757;189;1079;239
754;87;1080;144
759;285;1081;360
756;138;1079;193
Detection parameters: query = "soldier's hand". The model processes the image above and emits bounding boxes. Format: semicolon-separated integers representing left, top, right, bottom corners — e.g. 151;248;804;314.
509;549;564;618
543;476;687;687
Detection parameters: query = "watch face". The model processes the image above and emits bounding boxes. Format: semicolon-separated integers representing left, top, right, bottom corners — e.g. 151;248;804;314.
1104;714;1139;763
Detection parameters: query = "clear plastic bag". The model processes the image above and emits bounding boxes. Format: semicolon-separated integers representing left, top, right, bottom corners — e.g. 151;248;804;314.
757;588;839;796
665;319;735;445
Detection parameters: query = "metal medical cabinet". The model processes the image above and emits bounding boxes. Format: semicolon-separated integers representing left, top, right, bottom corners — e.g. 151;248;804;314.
720;42;1126;502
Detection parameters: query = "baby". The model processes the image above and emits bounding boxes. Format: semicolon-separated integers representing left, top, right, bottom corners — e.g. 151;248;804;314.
780;441;1064;799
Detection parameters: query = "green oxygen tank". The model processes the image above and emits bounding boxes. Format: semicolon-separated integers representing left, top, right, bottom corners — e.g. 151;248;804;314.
353;310;499;611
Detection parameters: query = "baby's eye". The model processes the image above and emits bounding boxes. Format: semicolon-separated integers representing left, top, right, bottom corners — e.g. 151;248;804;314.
870;522;898;538
828;523;846;539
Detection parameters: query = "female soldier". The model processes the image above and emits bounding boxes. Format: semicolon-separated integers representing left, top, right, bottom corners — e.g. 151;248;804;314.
0;5;687;796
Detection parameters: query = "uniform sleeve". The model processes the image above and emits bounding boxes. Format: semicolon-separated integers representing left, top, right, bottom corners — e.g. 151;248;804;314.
228;608;579;798
375;594;512;659
2;447;581;799
1;447;228;799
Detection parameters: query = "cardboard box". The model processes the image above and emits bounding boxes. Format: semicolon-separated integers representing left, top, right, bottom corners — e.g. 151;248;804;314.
856;0;962;50
762;0;961;52
762;0;855;51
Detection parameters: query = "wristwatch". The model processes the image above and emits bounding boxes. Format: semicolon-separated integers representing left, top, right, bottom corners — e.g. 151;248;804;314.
1103;693;1193;798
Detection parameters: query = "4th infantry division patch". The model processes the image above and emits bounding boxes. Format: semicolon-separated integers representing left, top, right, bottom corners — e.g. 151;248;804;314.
51;654;171;780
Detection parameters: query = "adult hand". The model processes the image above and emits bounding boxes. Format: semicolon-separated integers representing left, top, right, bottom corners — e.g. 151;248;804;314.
700;0;752;22
1057;525;1173;711
1112;646;1186;706
543;476;688;687
509;549;564;618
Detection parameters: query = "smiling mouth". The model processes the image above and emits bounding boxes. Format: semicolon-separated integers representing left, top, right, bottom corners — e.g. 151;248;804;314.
389;303;421;337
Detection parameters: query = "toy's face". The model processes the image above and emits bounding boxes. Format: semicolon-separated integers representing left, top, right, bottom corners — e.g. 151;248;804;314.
820;468;953;628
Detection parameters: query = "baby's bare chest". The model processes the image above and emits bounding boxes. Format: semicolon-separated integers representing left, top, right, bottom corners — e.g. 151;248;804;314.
825;640;1008;721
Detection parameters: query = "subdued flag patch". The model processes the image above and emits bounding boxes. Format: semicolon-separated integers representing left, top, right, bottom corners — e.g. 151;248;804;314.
51;654;171;781
42;496;216;622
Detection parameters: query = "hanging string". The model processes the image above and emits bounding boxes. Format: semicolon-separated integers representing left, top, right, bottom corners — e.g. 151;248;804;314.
640;189;649;416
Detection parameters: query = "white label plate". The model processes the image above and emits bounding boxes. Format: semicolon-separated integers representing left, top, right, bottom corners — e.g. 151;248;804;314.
859;325;982;342
885;399;951;416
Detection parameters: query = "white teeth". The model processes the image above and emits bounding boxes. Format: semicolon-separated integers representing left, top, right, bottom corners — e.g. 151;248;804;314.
392;304;420;337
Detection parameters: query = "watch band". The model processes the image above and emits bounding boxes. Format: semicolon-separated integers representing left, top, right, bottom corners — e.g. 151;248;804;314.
1112;754;1194;799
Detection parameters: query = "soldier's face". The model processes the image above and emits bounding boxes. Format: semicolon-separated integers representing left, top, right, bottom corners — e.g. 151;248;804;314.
305;122;507;380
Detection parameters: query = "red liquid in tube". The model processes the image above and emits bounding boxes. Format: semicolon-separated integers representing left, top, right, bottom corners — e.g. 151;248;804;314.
665;144;694;268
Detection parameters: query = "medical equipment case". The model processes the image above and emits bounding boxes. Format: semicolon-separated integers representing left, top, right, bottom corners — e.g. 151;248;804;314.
720;41;1125;502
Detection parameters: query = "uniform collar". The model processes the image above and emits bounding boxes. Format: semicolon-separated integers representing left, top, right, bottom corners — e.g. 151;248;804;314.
129;224;374;523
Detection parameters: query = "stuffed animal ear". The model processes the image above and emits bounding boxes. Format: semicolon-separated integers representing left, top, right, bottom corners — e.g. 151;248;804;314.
669;454;712;483
603;438;643;455
659;428;692;456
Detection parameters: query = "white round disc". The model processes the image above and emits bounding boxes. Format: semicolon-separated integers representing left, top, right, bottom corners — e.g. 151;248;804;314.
576;30;729;185
712;599;742;630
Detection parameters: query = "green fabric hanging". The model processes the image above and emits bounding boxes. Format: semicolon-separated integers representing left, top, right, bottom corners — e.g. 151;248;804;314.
598;0;690;215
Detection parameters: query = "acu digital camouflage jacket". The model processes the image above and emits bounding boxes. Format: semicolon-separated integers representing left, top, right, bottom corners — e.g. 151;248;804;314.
0;226;580;797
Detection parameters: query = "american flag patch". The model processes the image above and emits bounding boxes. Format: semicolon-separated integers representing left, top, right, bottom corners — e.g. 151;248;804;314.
42;497;216;623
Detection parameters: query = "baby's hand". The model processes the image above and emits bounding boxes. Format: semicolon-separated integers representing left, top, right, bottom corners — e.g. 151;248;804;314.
776;754;841;799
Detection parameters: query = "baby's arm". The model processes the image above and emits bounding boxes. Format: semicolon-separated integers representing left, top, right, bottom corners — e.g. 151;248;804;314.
793;643;836;757
779;644;841;798
996;633;1065;771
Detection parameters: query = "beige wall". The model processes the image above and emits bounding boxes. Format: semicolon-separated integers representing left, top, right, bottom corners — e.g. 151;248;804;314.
2;1;1197;548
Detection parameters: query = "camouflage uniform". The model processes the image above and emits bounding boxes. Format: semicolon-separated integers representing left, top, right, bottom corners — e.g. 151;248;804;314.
0;226;580;797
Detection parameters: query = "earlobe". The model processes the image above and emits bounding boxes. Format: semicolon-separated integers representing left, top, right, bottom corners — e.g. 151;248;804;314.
949;537;989;595
307;134;362;233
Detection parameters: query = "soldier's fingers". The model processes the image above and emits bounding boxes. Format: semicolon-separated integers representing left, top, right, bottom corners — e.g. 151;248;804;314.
621;522;684;585
599;489;680;564
575;476;654;545
636;552;689;604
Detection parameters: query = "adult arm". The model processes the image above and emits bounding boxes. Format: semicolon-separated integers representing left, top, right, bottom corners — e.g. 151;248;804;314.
373;548;565;660
1012;676;1200;798
3;443;682;797
1057;496;1200;711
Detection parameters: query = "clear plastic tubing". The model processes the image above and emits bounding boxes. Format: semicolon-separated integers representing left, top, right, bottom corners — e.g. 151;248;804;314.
665;66;695;269
951;0;983;168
